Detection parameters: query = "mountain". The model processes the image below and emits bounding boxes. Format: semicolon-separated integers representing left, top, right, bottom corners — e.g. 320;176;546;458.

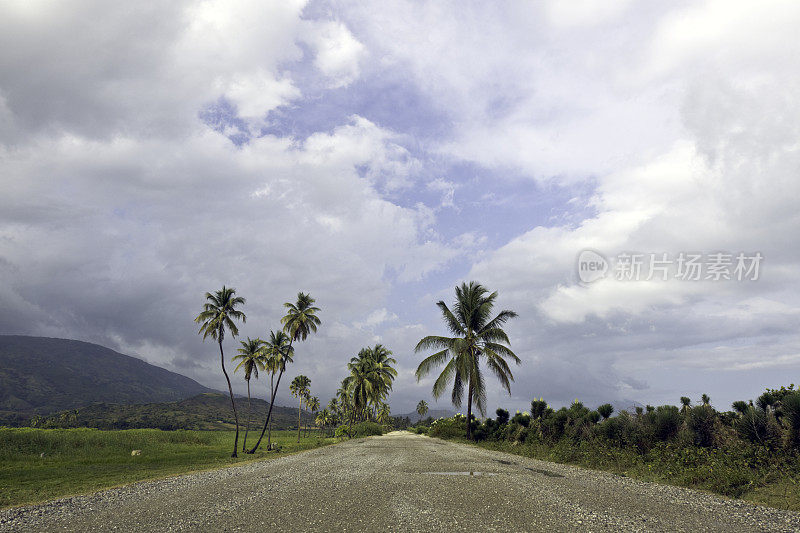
30;393;316;431
0;335;213;419
396;408;456;423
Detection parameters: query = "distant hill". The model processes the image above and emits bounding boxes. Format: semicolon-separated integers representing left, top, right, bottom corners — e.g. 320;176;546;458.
397;408;455;423
25;393;316;431
0;335;213;420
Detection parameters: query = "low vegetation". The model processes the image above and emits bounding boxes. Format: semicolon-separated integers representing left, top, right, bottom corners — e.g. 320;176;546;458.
23;393;314;431
0;428;335;508
417;385;800;511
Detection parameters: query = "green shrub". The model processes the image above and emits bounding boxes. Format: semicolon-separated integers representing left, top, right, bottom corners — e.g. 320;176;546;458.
597;403;614;420
350;421;383;437
510;412;530;427
495;408;510;425
652;405;682;442
781;392;800;447
428;416;467;439
687;405;718;447
736;407;779;446
530;400;549;420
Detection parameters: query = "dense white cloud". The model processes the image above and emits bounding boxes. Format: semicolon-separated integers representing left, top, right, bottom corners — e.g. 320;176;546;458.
1;0;799;414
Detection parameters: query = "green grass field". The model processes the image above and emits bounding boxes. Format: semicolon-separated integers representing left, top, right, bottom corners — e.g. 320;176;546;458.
0;428;336;508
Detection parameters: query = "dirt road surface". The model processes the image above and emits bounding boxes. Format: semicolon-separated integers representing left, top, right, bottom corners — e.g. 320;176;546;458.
2;431;799;532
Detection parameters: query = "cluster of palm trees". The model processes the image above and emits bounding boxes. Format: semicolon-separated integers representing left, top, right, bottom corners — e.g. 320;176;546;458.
195;286;321;457
290;375;320;441
317;344;398;433
196;280;516;452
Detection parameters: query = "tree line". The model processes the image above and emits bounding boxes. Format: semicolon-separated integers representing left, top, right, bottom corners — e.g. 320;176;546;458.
195;286;402;456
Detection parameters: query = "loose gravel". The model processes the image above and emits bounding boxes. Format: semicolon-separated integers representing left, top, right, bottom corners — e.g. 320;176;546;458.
2;431;799;532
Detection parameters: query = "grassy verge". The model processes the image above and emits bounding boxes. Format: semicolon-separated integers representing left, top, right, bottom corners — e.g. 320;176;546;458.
0;427;336;508
432;436;800;512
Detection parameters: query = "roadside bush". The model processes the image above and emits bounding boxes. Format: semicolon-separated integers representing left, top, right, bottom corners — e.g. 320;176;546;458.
495;408;510;425
597;403;614;420
479;418;502;440
428;416;467;439
687;405;719;447
652;405;682;442
782;392;800;447
510;411;530;427
350;421;383;437
530;399;549;420
736;407;779;446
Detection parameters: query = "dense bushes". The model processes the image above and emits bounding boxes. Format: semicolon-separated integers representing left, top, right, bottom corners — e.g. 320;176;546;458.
423;385;800;501
336;421;384;438
427;415;467;439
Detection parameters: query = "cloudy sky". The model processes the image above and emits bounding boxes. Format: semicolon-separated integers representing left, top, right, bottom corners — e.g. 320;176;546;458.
2;0;799;415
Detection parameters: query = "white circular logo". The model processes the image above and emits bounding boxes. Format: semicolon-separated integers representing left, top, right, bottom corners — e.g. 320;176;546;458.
577;250;608;283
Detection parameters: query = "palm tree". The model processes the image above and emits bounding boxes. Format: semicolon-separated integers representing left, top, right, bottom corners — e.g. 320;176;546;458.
306;396;320;436
316;408;331;437
680;396;692;414
248;292;320;454
701;394;711;407
233;337;264;452
291;375;311;442
260;330;293;450
369;344;398;412
415;281;519;439
195;286;246;457
597;403;614;420
416;400;429;419
377;403;391;425
282;292;321;342
336;381;353;430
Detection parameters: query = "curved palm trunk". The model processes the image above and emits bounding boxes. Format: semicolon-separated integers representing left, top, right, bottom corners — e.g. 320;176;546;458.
248;338;294;454
243;378;251;452
219;340;239;457
296;396;303;442
466;380;474;440
247;368;284;453
267;373;274;450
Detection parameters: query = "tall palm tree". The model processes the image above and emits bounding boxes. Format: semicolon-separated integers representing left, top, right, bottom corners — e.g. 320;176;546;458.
282;292;321;342
416;400;429;419
255;329;293;452
344;350;377;422
248;292;321;454
369;344;398;410
415;281;519;439
195;286;246;457
233;337;264;452
290;375;311;442
306;396;320;436
335;381;353;428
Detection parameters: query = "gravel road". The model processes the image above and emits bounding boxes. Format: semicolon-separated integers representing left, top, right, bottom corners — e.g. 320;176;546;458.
2;431;799;532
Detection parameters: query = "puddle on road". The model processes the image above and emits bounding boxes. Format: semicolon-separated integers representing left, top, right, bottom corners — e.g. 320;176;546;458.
424;471;498;477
